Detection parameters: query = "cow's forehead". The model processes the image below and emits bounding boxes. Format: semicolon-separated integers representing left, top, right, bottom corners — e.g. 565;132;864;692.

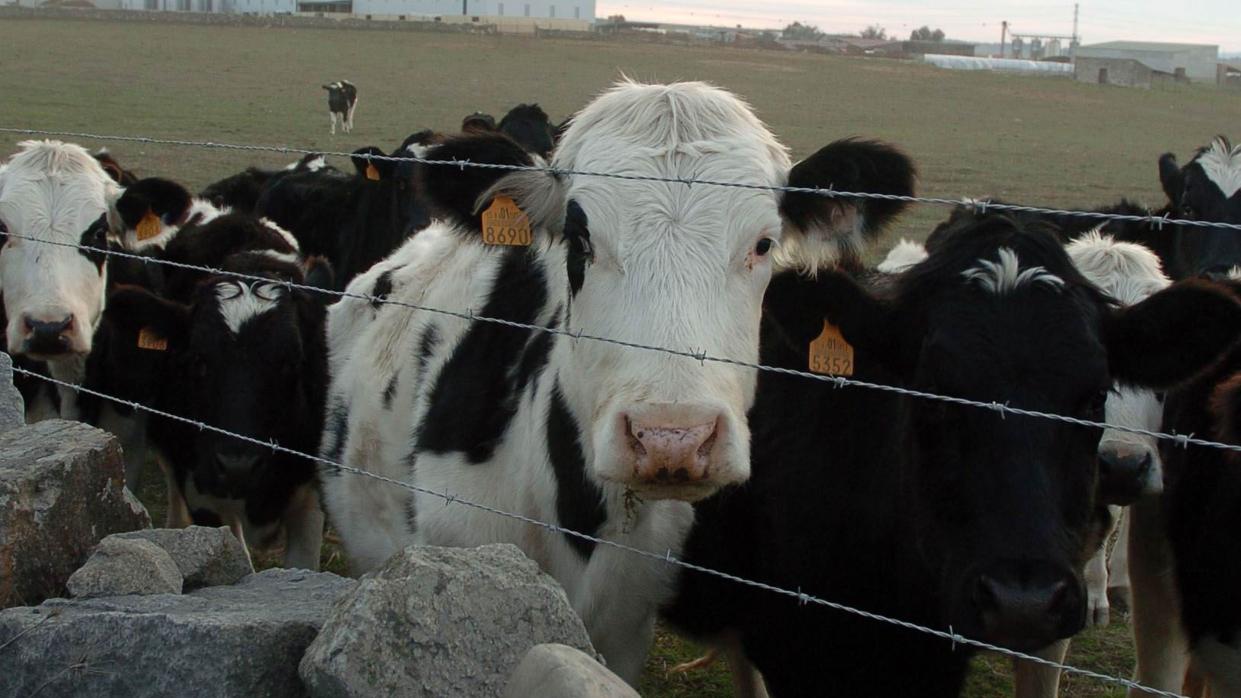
1193;139;1241;199
0;173;109;238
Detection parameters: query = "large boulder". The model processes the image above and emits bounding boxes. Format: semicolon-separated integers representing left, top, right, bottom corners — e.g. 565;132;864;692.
0;569;355;697
0;353;24;435
504;644;638;698
300;544;594;698
0;420;151;608
114;526;253;589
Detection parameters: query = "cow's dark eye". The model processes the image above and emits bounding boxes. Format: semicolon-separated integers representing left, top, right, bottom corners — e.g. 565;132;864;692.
755;238;773;256
1154;391;1167;404
1082;390;1108;420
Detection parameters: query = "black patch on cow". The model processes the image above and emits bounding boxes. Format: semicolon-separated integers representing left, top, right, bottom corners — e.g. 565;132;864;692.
371;270;394;308
780;138;916;243
416;247;547;463
418;134;534;234
514;314;558;397
321;398;350;472
563;200;592;296
383;373;399;410
78;215;109;272
547;382;606;558
114;178;194;230
190;508;224;527
416;324;440;375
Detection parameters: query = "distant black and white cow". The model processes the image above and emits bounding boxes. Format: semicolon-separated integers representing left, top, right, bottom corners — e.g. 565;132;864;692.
498;103;557;158
103;245;331;569
662;212;1241;697
319;80;917;683
322;80;358;135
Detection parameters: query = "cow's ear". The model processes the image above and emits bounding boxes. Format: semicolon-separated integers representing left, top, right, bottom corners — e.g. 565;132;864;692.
777;139;917;272
303;256;335;298
1106;279;1241;388
105;285;190;353
351;147;393;182
764;268;911;375
1159;153;1184;206
418;134;548;237
112;177;193;232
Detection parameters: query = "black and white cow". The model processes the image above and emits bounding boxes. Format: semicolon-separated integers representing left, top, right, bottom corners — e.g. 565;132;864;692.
255;139;432;289
322;80;358;135
319;80;917;684
1123;274;1241;697
93;149;138;187
102;247;332;569
198;153;331;212
662;211;1241;697
0;141;123;422
498;103;557;158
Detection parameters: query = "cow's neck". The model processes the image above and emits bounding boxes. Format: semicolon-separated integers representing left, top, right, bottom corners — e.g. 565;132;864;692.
46;354;86;421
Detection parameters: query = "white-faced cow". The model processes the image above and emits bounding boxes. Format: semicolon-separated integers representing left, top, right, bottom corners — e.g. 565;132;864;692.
0;141;121;420
318;80;917;684
662;212;1241;697
323;80;358;135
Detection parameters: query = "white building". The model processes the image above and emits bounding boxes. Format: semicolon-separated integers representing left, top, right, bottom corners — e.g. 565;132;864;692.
1076;41;1220;82
343;0;593;21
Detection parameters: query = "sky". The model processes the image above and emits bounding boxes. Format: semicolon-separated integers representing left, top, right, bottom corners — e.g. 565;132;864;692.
594;1;1241;53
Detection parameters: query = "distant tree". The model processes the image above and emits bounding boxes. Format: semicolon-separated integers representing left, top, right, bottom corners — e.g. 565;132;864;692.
782;21;824;41
910;25;946;42
860;24;888;40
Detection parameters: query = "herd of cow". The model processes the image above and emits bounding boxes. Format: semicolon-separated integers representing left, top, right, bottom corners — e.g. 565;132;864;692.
0;79;1239;697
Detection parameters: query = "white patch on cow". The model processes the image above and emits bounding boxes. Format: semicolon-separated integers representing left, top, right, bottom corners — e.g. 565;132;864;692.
877;238;928;274
260;217;301;252
215;280;284;334
1197;136;1241;199
962;247;1065;295
116;196;228;252
0;140;119;363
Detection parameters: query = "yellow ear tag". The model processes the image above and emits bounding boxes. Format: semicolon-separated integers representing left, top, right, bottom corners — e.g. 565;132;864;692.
137;326;168;352
135;211;161;242
480;196;532;247
808;319;854;377
365;163;380;181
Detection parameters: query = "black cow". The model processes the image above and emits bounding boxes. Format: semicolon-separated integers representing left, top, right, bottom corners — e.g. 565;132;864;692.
662;212;1241;696
103;251;332;569
255;137;432;289
462;111;497;133
322;80;358;135
198;153;333;212
498;103;556;158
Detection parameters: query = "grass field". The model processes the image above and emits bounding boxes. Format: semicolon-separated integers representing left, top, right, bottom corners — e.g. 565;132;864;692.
4;15;1237;696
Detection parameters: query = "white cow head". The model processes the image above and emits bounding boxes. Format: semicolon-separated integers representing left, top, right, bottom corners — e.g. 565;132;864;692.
0;140;120;361
1068;231;1172;502
427;80;916;500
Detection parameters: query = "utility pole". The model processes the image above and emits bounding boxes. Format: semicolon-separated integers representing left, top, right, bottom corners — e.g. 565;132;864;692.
1071;3;1079;59
1001;20;1008;58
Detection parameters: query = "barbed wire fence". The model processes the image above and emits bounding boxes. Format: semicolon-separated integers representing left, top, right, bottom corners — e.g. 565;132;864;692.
2;126;1232;697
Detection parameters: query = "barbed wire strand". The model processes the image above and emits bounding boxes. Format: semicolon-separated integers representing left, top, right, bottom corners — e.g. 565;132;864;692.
8;364;1186;698
3;126;1240;232
5;228;1239;458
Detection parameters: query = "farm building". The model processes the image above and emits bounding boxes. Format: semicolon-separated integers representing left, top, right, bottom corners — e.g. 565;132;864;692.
1075;41;1219;82
923;54;1073;76
1073;56;1179;89
101;0;595;25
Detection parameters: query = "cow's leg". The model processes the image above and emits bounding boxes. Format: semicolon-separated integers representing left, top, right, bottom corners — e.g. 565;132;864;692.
1108;506;1132;613
94;405;148;491
329;112;337;135
282;482;324;571
1085;529;1112;627
163;459;192;528
1128;496;1189;697
346;98;357;132
1195;638;1240;698
1012;638;1070;698
722;633;769;698
224;512;254;569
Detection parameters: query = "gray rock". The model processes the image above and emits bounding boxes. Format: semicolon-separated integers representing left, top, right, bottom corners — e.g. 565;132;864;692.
114;526;253;589
0;353;24;435
300;544;594;698
66;537;183;598
0;420;151;608
504;644;638;698
0;568;356;697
